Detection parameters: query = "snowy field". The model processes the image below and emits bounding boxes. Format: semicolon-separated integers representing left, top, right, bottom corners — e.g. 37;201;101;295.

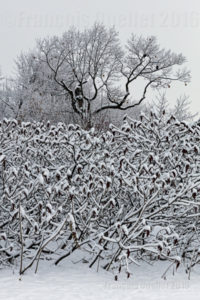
1;252;200;300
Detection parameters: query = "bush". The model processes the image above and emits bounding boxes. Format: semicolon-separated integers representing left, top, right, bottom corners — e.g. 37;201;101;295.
0;113;200;278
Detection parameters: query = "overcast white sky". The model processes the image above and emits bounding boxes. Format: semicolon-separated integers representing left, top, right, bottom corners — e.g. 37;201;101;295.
0;0;199;115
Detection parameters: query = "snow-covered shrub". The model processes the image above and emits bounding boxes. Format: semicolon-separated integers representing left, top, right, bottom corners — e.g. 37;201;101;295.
0;114;200;278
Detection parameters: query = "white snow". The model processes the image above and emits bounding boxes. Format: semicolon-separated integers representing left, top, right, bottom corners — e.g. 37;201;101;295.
1;252;200;300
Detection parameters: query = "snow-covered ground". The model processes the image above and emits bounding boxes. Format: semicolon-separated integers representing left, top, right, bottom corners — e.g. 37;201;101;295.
0;252;200;300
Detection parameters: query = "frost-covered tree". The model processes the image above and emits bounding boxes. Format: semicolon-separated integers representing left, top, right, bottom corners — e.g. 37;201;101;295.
145;92;197;122
0;71;8;119
0;78;24;119
14;23;190;128
173;94;197;121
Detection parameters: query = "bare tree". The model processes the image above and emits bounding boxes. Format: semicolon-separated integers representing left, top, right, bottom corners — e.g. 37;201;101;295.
172;94;197;122
14;23;190;127
146;92;197;122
